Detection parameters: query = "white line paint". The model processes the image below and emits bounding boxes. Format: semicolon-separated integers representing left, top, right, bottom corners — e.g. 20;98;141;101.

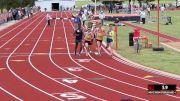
0;87;23;101
28;12;105;101
161;42;180;52
54;77;77;80
0;14;44;48
67;12;180;99
102;43;180;81
101;45;180;99
57;12;148;101
6;15;63;100
0;52;82;55
0;13;41;39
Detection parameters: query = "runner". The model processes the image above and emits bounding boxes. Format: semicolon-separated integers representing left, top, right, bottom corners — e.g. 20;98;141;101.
84;28;93;56
73;27;84;56
96;24;106;55
105;24;115;56
73;14;81;29
46;13;52;26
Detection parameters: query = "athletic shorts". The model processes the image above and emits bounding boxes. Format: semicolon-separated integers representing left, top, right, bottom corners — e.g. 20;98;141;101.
75;39;82;43
107;38;113;43
84;40;92;45
96;39;103;43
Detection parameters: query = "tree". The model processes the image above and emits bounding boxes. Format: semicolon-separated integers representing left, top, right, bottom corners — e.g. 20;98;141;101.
91;0;100;2
0;0;36;12
136;0;155;7
91;0;123;4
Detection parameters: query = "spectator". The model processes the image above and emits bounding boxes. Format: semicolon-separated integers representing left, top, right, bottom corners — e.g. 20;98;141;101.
46;13;52;26
147;6;151;17
160;5;165;18
109;4;113;13
81;12;87;26
140;9;146;24
99;11;105;26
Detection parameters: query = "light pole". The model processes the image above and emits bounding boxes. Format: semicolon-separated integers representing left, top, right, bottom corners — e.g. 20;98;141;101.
157;0;160;48
95;0;97;15
176;0;178;8
153;0;164;51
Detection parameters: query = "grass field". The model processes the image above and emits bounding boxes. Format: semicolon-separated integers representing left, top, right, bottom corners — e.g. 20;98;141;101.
131;10;180;38
103;18;180;75
101;10;180;75
75;0;98;9
151;0;178;3
114;26;180;75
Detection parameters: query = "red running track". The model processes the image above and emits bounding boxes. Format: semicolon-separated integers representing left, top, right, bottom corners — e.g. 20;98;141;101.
0;11;179;101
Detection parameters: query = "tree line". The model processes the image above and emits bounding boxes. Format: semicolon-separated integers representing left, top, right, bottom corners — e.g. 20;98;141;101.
0;0;36;13
91;0;155;6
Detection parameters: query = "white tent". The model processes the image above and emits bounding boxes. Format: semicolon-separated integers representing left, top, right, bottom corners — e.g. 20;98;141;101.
35;0;75;11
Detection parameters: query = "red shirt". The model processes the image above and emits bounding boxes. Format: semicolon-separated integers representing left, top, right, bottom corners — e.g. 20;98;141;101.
134;30;140;37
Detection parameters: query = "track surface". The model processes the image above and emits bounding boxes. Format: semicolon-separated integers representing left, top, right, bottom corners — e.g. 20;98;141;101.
0;12;179;101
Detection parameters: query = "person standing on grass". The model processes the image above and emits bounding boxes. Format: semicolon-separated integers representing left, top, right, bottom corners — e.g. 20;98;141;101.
140;9;146;24
109;4;113;13
99;11;105;26
81;12;87;26
105;24;115;56
147;6;151;17
46;13;52;26
160;5;165;19
73;26;84;56
96;25;106;55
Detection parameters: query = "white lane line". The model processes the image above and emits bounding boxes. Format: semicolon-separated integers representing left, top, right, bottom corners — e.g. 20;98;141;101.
0;14;44;48
0;13;41;39
1;55;29;58
0;52;105;55
28;12;106;101
86;10;180;98
61;67;83;69
65;12;149;100
0;52;81;54
90;48;180;99
0;87;23;101
54;12;148;101
54;77;77;80
161;42;180;52
102;45;180;82
52;92;79;95
6;15;63;100
68;12;180;99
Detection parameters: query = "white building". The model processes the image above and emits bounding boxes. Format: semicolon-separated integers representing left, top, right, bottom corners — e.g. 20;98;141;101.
35;0;75;11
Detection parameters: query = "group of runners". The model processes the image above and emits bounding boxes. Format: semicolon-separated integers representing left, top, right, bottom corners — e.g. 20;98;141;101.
73;22;115;57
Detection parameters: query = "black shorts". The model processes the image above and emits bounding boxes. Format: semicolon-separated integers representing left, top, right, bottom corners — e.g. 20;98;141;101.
84;40;92;45
75;39;82;43
107;38;113;43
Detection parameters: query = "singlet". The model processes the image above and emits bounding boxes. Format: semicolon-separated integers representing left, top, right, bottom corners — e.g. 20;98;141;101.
96;30;105;41
75;29;83;40
107;30;115;40
84;32;93;41
74;17;81;24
